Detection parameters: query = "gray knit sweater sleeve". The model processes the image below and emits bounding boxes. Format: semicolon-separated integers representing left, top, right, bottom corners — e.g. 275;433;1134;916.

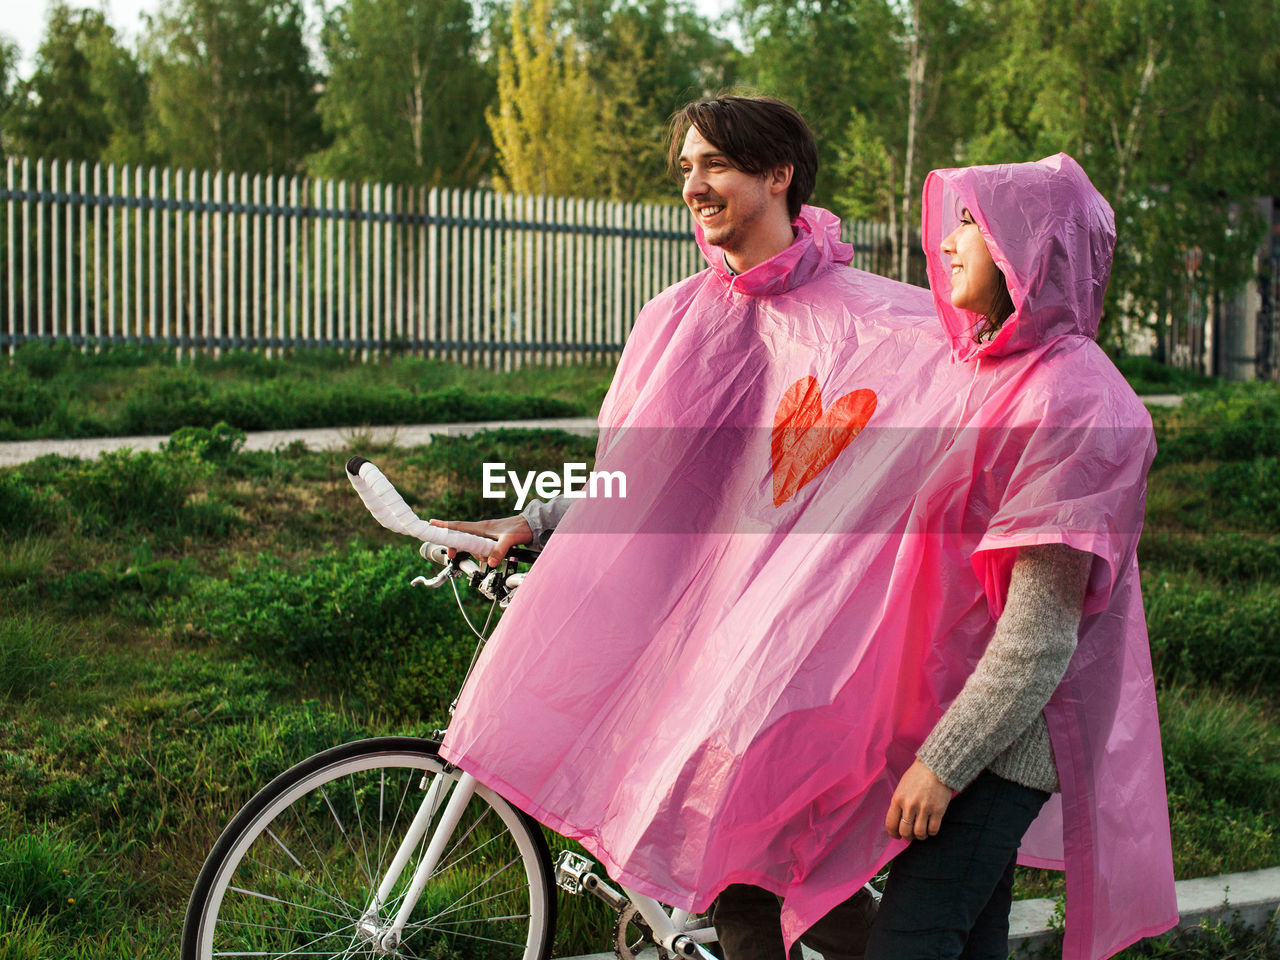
519;495;574;549
916;543;1091;793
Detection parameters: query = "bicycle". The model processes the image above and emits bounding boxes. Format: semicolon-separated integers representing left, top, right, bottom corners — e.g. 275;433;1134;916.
182;455;726;960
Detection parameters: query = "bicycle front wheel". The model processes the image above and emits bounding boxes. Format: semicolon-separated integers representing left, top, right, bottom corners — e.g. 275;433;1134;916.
182;737;556;960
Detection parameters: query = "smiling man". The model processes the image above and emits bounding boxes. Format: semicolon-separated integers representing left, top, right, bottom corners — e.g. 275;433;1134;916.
673;98;806;274
435;94;885;960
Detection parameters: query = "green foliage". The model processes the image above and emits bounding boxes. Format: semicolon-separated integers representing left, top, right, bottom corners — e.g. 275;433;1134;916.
1;3;150;165
0;474;60;537
1140;532;1280;585
950;0;1280;350
0;826;120;936
174;545;476;719
143;0;324;174
57;446;239;540
488;0;599;197
1114;915;1280;960
0;539;54;586
1154;385;1280;465
831;107;896;223
310;0;493;187
0;349;600;441
1144;571;1280;694
162;422;247;463
118;375;579;434
1159;685;1280;814
1112;356;1216;395
0;371;64;431
0;613;81;700
571;0;738;202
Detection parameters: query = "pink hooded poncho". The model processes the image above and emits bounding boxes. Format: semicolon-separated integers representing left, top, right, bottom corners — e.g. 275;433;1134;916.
440;155;1177;958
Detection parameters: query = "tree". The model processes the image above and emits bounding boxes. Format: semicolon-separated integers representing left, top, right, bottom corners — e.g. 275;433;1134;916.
487;0;599;196
144;0;324;174
740;0;972;280
739;0;905;203
570;0;739;201
308;0;493;188
0;35;18;145
954;0;1280;353
3;3;150;164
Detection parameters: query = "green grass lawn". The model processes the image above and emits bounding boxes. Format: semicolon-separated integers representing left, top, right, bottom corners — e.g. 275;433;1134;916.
0;342;613;441
1;358;1278;958
0;343;1217;444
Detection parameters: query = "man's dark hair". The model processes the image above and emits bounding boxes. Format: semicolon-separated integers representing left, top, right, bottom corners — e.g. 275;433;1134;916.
667;96;818;218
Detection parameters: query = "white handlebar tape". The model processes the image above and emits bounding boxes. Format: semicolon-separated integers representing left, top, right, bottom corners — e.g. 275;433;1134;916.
345;456;500;556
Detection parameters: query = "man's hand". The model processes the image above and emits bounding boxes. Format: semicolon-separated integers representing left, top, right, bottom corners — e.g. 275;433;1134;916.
428;516;534;567
884;759;954;841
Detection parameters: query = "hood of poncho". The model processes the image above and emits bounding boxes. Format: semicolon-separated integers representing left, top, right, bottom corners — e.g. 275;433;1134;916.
923;153;1116;361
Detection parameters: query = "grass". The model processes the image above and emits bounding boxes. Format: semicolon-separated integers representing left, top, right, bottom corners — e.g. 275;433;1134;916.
1;371;1279;957
0;342;1224;444
0;342;611;441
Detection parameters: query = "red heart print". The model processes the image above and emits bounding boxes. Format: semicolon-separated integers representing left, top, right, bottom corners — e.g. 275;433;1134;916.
772;376;877;507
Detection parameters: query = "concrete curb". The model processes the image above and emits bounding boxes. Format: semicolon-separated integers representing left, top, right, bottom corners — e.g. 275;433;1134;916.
559;865;1280;960
0;417;600;467
1009;865;1280;956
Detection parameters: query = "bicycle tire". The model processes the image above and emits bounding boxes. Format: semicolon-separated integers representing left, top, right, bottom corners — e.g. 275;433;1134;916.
181;737;556;960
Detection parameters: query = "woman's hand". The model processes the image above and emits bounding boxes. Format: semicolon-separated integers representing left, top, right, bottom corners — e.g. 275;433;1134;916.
428;516;534;566
884;759;954;841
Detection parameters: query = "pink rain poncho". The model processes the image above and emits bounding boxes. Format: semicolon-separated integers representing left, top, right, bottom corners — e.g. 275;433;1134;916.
440;154;1177;958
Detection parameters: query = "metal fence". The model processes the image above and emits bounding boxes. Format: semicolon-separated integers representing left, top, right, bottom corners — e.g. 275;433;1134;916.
0;156;906;365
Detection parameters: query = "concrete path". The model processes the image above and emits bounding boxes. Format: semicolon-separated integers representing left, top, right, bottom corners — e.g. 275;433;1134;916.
0;394;1183;469
0;417;600;468
560;865;1280;959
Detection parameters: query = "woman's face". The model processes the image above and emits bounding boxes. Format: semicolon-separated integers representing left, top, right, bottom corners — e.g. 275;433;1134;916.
940;208;1002;315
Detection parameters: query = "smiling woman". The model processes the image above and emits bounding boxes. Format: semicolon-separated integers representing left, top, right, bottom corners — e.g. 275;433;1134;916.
940;208;1016;341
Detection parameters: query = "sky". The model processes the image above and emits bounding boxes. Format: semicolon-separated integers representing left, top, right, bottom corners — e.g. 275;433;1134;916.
4;0;739;75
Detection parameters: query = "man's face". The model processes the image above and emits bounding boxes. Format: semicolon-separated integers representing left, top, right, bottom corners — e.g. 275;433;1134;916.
678;126;774;257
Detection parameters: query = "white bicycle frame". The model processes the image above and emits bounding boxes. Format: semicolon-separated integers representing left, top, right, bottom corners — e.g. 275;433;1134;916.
358;769;716;957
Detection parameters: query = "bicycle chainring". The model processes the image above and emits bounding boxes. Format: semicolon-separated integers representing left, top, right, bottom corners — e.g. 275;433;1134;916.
614;903;671;960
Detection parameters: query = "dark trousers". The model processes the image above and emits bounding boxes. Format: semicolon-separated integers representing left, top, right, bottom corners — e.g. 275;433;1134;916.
712;882;878;960
865;770;1050;960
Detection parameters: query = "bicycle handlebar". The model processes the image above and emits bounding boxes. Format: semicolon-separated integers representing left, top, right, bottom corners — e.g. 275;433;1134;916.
345;456;500;557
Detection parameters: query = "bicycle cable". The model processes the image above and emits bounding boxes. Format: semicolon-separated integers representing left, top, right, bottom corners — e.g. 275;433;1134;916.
447;574;501;712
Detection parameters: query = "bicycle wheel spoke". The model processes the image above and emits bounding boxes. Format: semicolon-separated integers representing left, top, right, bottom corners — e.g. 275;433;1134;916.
428;882;532;923
434;826;507;877
239;852;356;918
185;742;552;960
225;885;352;924
426;856;522;924
344;774;377;894
319;784;378;894
285;794;365;914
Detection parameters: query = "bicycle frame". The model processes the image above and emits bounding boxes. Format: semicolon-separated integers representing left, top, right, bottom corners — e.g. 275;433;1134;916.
358;767;717;958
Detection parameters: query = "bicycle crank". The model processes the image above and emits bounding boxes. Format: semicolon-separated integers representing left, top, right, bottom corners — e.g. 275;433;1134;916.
614;903;670;960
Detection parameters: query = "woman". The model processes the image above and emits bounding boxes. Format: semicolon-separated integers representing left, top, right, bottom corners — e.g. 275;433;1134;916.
866;154;1177;959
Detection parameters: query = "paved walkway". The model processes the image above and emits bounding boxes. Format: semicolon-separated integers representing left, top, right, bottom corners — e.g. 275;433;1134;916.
0;417;600;468
0;395;1183;468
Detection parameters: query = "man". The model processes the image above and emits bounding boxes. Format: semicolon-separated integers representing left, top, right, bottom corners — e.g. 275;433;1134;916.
435;96;882;958
433;96;1175;960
